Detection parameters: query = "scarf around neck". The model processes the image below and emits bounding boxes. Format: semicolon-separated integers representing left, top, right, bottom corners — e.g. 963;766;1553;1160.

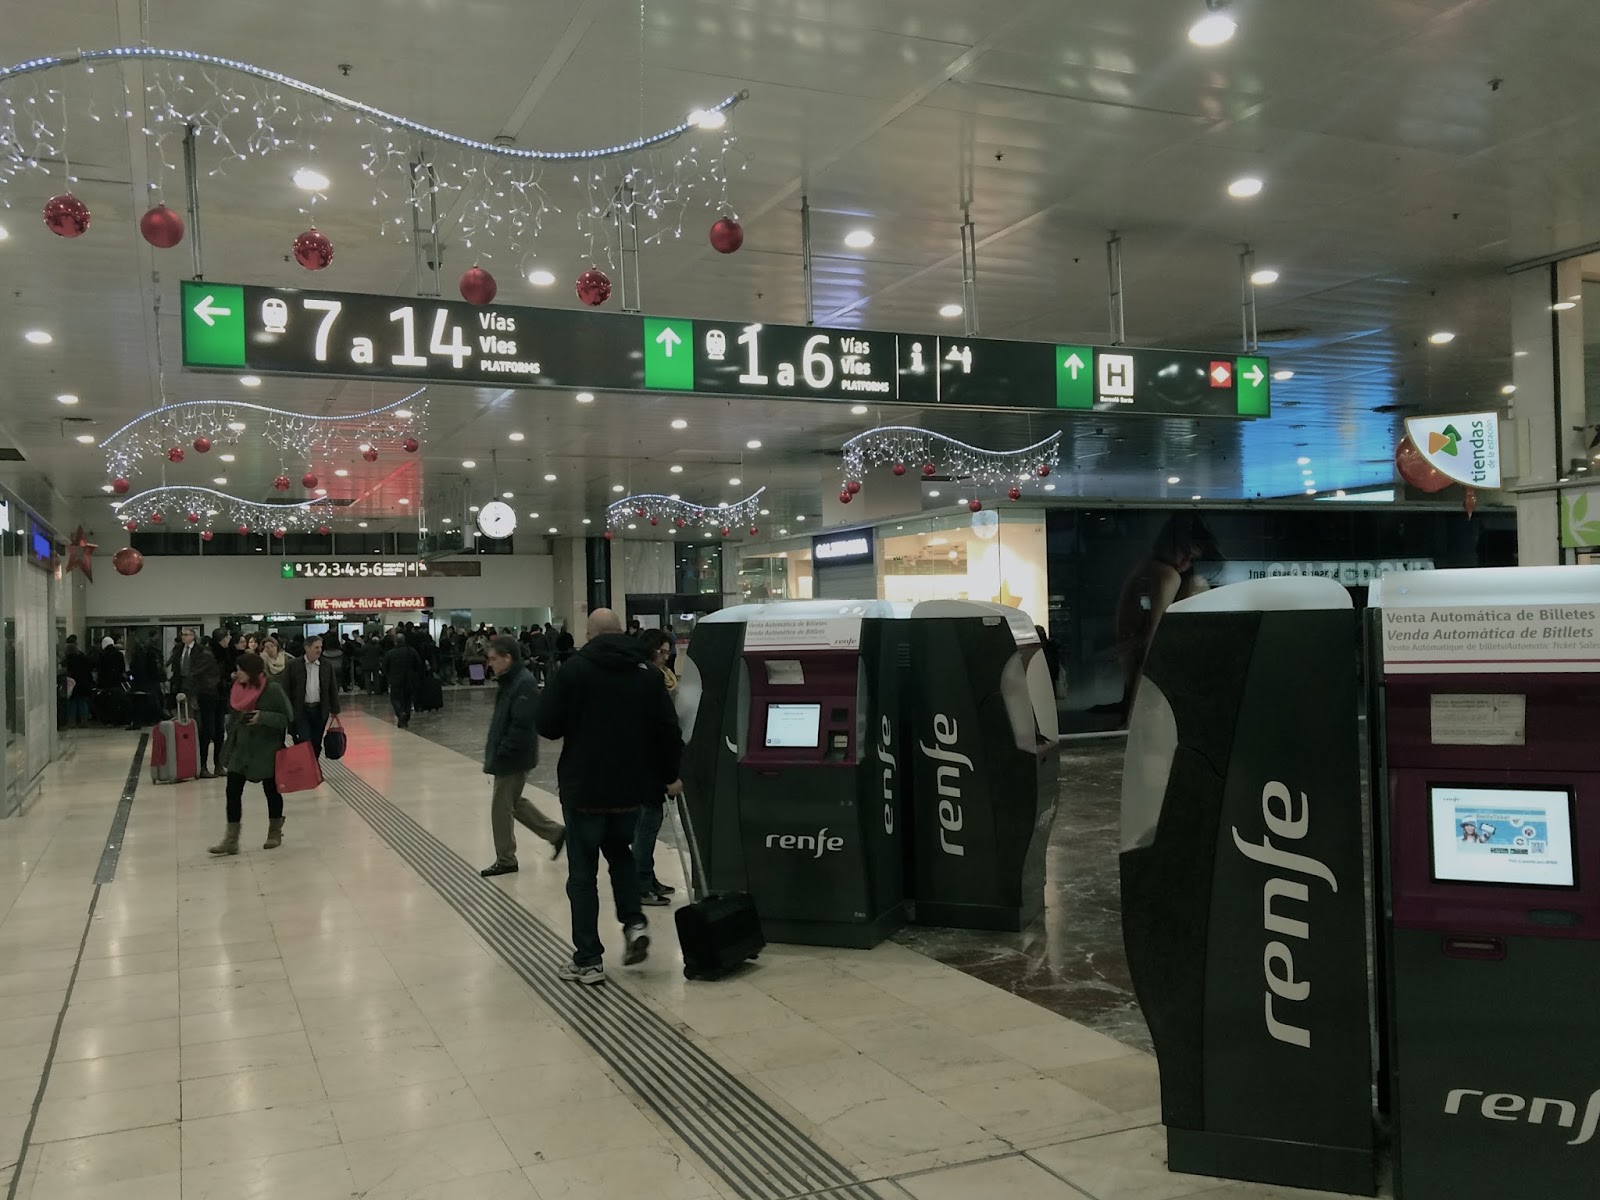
230;677;267;712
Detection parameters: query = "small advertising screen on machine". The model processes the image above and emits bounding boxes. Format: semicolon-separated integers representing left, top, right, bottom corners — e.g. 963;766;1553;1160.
765;703;821;749
1429;785;1577;888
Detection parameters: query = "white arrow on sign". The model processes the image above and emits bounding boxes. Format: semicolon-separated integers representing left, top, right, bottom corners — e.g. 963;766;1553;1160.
1064;352;1085;379
192;294;232;327
1245;364;1265;387
655;327;682;357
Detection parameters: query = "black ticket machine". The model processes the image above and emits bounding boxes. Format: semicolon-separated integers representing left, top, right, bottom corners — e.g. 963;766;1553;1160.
1120;577;1376;1195
677;601;907;948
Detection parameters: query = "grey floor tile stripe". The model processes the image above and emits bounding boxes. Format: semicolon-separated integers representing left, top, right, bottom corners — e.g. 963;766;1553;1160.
323;762;882;1200
94;734;148;884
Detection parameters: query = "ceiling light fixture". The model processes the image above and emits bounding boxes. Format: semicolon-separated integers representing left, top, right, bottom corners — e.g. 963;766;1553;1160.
74;433;95;444
1191;494;1202;501
729;477;741;486
1044;483;1056;491
576;392;594;404
394;409;413;419
1274;369;1295;381
612;484;625;492
849;404;869;415
746;439;762;450
1166;475;1181;485
1250;269;1279;286
1227;176;1264;198
228;421;247;431
470;505;480;512
239;375;261;388
1552;301;1577;312
1428;331;1456;345
928;490;941;498
1297;456;1312;465
293;166;330;191
796;515;806;522
844;229;875;249
24;330;52;344
220;454;236;463
1514;350;1529;357
582;518;592;525
398;498;410;505
462;459;476;468
502;491;514;499
778;529;787;536
1189;3;1238;47
1501;384;1516;395
529;512;540;519
759;508;770;516
358;522;368;528
101;483;114;494
670;464;683;473
669;494;680;501
509;431;524;441
671;418;688;430
212;476;227;484
442;517;452;524
543;473;557;482
56;393;78;405
334;468;347;477
548;526;558;534
314;488;328;496
527;267;556;287
939;303;963;318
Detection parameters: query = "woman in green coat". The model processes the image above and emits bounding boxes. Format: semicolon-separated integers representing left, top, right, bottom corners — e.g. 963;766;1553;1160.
209;650;294;855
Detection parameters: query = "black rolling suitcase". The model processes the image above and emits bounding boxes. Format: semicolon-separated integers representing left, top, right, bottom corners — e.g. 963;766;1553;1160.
416;674;444;712
669;794;763;981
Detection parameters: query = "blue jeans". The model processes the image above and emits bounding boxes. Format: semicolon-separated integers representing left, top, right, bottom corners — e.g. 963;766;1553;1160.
633;801;665;893
562;807;643;967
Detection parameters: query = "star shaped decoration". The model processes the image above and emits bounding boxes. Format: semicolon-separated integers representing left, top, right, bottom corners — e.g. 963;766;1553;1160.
65;525;97;583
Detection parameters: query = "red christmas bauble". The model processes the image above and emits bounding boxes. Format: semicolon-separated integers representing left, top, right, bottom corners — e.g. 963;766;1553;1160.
201;530;214;542
1395;436;1452;494
575;267;611;306
636;506;647;517
138;204;184;248
892;462;906;476
403;437;419;453
167;446;185;463
1008;486;1022;501
845;479;862;495
124;521;138;532
192;437;211;454
292;227;334;271
237;525;250;535
1036;463;1051;478
111;477;130;495
675;518;687;529
922;462;937;477
43;193;91;238
112;547;143;576
603;531;614;541
968;498;983;512
720;526;732;538
363;447;379;463
317;525;331;536
650;517;659;527
459;265;497;305
749;525;759;536
150;512;165;524
272;527;286;539
186;512;200;525
709;218;744;254
301;472;318;489
838;489;853;504
273;475;291;492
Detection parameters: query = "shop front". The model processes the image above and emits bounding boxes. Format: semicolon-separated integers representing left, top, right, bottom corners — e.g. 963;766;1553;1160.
1;493;64;817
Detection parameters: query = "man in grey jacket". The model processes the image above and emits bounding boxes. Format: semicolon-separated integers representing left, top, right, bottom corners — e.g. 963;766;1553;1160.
479;635;565;877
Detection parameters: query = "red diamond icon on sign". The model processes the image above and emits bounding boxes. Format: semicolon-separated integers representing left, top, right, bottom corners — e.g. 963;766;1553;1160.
1209;361;1233;388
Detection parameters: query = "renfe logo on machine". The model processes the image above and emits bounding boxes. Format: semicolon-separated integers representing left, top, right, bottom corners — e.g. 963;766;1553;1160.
919;713;969;856
1232;780;1339;1048
1444;1087;1600;1147
765;828;844;857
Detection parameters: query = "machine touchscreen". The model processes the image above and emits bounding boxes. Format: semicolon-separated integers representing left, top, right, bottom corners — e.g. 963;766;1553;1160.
1429;785;1576;888
765;703;821;748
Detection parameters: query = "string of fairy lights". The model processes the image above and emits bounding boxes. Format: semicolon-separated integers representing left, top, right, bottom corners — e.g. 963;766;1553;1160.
606;489;767;536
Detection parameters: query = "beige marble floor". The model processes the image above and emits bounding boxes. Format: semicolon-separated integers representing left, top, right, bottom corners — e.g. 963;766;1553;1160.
0;714;1359;1200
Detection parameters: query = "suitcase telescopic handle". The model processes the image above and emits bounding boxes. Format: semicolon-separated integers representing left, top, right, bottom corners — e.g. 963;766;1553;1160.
669;794;709;903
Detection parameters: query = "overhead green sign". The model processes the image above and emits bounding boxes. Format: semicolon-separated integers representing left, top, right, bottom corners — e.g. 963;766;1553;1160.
643;317;693;390
1055;345;1094;410
1237;355;1271;417
181;282;246;368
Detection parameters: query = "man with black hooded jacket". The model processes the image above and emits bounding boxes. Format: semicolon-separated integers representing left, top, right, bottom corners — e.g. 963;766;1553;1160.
479;636;565;877
536;609;682;984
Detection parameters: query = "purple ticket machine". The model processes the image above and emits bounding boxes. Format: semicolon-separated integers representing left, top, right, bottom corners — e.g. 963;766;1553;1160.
1377;566;1600;1200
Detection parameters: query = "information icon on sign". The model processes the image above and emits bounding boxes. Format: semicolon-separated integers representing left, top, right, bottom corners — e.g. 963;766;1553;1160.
1099;353;1135;398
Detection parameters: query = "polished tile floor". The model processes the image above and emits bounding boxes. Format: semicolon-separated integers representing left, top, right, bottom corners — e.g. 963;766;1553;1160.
0;701;1352;1199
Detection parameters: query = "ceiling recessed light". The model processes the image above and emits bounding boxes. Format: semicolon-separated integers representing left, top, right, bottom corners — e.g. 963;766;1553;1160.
938;303;963;318
219;454;236;463
212;476;227;484
576;392;594;404
670;464;683;473
1501;384;1516;395
442;517;452;524
582;518;592;525
1227;176;1264;198
759;508;770;516
1043;483;1056;491
928;490;941;498
729;477;741;486
746;439;762;450
470;505;480;512
543;473;557;482
844;229;875;249
778;528;787;536
398;498;410;505
670;418;688;430
314;488;328;496
101;484;114;493
612;484;625;493
293;167;330;191
55;393;81;407
394;409;412;419
1191;494;1202;501
1297;456;1312;465
1166;475;1181;484
239;375;261;388
358;522;368;528
1428;331;1456;345
74;433;95;444
687;107;727;131
502;491;514;499
1273;369;1295;381
24;330;52;345
849;404;869;415
1302;468;1313;476
1552;301;1578;312
1250;269;1279;286
334;468;348;477
548;526;558;534
1189;11;1238;46
529;512;540;519
508;431;524;442
796;515;806;522
669;493;680;501
462;459;476;468
228;421;247;432
1514;350;1529;357
527;267;556;287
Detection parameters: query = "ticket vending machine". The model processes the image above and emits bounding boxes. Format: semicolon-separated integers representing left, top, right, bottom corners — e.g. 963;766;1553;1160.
902;601;1060;931
1377;566;1600;1200
1121;578;1376;1196
679;601;908;948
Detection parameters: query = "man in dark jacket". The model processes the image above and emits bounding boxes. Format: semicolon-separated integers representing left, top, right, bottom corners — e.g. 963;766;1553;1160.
383;631;424;729
536;609;682;984
63;636;93;727
96;636;128;691
286;636;341;758
479;636;564;878
171;627;224;774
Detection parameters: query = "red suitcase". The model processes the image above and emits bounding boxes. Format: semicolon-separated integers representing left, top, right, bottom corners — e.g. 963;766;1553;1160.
150;698;199;784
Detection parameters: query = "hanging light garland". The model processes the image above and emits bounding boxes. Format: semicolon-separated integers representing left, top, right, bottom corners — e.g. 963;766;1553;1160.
112;485;335;535
100;388;427;483
607;488;767;536
840;427;1063;499
0;49;747;263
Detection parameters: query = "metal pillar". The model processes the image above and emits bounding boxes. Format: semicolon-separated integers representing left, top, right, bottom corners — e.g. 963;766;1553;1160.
960;210;980;336
182;123;203;279
616;179;642;314
1107;232;1126;346
410;154;443;297
801;195;815;326
1240;245;1259;353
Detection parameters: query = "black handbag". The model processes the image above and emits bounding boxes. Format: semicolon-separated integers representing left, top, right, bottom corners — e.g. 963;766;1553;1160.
324;715;347;760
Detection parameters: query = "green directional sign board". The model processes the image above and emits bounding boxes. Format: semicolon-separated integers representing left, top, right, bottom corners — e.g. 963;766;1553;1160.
643;317;693;390
181;282;246;368
178;279;1268;420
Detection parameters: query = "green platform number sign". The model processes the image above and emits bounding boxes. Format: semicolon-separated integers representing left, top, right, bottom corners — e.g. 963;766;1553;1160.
1055;345;1094;410
181;281;247;368
280;561;295;579
1237;355;1271;417
643;317;693;390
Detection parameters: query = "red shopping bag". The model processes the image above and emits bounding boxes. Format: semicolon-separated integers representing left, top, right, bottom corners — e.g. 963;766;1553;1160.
274;740;323;793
